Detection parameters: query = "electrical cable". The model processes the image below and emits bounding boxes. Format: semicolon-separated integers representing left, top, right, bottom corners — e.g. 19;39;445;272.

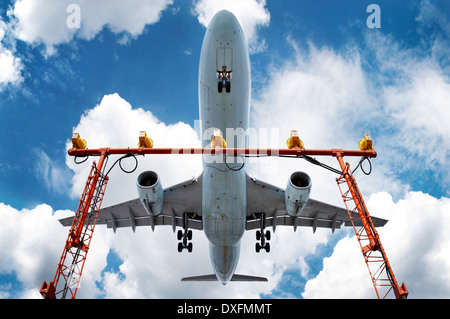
224;155;245;171
297;154;343;175
242;152;372;176
74;155;89;164
243;153;343;175
103;154;139;177
352;156;372;175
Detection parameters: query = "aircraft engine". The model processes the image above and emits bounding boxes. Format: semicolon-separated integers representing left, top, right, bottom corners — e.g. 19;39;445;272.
137;170;163;216
285;171;312;217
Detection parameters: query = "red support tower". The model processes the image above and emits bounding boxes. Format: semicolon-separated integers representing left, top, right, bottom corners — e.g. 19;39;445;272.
40;152;108;299
335;154;408;299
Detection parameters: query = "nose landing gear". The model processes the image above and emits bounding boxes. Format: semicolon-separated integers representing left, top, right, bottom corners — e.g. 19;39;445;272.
217;66;231;93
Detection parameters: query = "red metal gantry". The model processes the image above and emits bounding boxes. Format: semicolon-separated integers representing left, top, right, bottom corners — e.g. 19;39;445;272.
335;153;408;299
40;151;108;299
40;146;407;299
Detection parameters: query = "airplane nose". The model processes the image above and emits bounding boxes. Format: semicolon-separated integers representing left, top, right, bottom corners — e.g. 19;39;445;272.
208;10;241;32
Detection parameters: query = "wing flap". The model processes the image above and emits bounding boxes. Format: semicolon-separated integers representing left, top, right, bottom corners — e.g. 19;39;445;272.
59;175;203;232
245;173;388;232
246;213;344;232
181;274;267;282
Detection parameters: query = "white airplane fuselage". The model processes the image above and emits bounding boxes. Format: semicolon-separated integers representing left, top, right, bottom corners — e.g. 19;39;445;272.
198;10;251;284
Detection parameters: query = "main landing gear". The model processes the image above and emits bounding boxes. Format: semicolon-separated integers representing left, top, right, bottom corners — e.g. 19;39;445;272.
177;213;194;253
254;213;271;253
177;229;193;252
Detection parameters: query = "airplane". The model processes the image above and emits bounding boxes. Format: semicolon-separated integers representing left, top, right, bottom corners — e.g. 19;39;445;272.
60;10;387;285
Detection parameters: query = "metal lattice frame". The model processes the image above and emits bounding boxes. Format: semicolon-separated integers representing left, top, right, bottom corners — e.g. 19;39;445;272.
335;156;408;299
40;154;108;299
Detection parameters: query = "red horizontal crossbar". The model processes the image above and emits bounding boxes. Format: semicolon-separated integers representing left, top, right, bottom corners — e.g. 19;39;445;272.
68;147;377;158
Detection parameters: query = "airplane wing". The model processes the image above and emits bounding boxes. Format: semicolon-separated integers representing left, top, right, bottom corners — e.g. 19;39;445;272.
59;172;387;234
59;174;203;232
245;174;387;233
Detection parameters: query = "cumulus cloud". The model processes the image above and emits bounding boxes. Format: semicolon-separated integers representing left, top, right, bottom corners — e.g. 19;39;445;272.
33;149;71;195
0;49;23;86
193;0;270;53
9;0;174;55
303;191;450;298
0;203;75;298
249;41;387;205
66;93;203;204
251;28;450;195
0;18;23;89
361;30;450;193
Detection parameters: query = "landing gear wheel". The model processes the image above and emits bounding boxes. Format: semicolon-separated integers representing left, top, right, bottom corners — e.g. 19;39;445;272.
177;213;196;253
226;81;231;93
218;81;223;93
254;213;271;253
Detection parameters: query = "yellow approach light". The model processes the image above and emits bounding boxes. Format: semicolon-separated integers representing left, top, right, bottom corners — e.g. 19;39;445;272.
286;130;304;149
72;133;87;150
359;133;374;151
138;131;153;148
210;129;227;148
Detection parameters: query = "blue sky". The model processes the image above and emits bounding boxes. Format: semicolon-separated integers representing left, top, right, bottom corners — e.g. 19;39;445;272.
0;0;449;299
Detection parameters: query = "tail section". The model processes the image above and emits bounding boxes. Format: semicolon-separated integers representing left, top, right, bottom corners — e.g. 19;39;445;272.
181;274;267;282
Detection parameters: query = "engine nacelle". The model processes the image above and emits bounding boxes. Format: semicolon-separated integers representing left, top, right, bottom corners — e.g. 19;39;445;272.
285;171;312;217
137;171;163;216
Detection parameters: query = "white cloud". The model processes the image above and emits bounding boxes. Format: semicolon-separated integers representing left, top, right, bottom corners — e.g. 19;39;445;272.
303;191;450;298
361;31;450;192
193;0;270;53
0;19;23;89
66;93;203;204
416;0;450;57
9;0;174;55
252;42;371;149
0;203;76;298
248;41;387;205
0;49;22;86
382;65;450;163
33;149;71;195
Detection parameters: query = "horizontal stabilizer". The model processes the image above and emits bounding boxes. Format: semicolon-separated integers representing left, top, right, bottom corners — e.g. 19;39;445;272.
181;274;268;282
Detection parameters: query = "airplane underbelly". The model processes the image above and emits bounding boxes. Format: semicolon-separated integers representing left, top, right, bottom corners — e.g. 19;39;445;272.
202;166;246;247
197;10;251;282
